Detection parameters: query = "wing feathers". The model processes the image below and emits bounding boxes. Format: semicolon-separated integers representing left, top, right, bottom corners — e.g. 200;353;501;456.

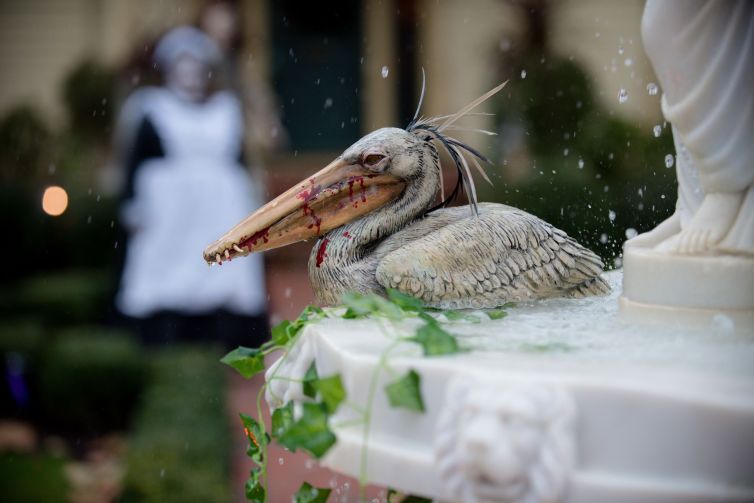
375;203;610;309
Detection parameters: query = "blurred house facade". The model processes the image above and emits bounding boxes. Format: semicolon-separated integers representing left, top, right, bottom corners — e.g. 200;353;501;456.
0;0;659;147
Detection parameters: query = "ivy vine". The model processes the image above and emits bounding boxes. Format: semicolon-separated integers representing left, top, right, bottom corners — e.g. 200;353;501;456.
222;289;512;502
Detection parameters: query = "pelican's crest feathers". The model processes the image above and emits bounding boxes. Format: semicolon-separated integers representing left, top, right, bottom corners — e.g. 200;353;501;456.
406;79;508;216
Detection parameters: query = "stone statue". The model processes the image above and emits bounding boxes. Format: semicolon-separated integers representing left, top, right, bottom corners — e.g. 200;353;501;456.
628;0;753;255
622;0;754;324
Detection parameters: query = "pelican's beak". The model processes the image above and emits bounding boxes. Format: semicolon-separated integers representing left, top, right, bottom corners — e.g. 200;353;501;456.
203;158;405;264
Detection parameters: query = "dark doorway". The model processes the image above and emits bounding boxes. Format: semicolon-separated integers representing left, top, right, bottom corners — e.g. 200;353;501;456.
270;0;362;151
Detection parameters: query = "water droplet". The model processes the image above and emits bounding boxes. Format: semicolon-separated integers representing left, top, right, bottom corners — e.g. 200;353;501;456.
624;58;633;67
563;148;569;156
600;233;608;244
625;228;638;239
578;159;584;169
664;154;674;168
653;125;662;137
618;46;624;55
160;468;165;478
646;82;658;95
323;97;333;109
305;459;316;470
278;457;284;465
618;88;628;104
380;65;389;78
608;210;616;222
520;69;527;79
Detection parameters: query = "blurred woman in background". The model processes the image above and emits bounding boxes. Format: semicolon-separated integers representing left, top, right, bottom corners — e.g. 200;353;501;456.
115;26;268;348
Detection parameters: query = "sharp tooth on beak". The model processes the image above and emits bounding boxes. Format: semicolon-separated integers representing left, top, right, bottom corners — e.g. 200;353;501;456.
233;245;244;253
224;249;230;259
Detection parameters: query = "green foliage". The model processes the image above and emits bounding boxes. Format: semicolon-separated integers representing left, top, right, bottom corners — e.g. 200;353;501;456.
313;373;346;414
342;291;405;320
62;60;116;141
293;482;332;503
271;305;325;346
384;370;425;413
486;309;508;320
0;105;51;183
409;315;460;356
0;268;114;324
270;401;295;438
121;347;231;503
221;347;266;378
0;452;69;503
276;403;337;459
36;327;147;434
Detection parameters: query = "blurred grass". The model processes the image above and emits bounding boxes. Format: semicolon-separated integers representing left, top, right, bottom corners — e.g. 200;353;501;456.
0;452;69;502
120;346;231;503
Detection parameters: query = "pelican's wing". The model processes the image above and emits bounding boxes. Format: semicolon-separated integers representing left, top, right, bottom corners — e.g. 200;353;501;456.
374;203;610;309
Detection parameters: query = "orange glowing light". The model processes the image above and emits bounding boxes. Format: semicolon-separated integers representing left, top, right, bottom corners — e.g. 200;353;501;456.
42;186;68;216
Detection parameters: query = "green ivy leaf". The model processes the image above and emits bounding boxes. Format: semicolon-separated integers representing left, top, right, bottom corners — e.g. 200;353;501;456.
341;291;405;320
271;305;326;348
385;370;425;413
270;401;294;439
386;288;424;312
409;322;459;356
271;320;294;346
221;346;266;379
303;362;318;399
277;403;336;459
442;309;481;323
486;309;508;320
239;413;267;463
293;481;332;503
245;467;265;502
313;374;346;414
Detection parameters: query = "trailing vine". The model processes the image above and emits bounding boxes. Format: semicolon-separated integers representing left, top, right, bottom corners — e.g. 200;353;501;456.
221;290;512;502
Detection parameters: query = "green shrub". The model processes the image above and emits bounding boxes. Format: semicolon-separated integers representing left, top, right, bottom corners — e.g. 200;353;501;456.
0;269;114;325
36;327;147;435
120;346;231;503
0;452;69;502
491;55;677;266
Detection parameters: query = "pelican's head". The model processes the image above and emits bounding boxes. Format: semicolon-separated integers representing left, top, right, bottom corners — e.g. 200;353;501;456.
203;127;435;264
203;80;507;265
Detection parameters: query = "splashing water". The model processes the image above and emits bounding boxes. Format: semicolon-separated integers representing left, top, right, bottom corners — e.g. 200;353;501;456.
380;66;389;78
646;82;658;95
653;125;662;137
608;210;616;222
520;69;527;79
578;159;585;169
618;88;628;104
665;154;675;168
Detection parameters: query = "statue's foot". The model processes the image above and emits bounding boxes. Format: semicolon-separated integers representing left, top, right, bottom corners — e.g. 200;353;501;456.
625;212;681;249
666;192;744;254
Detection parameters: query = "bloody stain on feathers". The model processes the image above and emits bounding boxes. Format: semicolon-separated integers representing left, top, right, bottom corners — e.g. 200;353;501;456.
315;238;329;267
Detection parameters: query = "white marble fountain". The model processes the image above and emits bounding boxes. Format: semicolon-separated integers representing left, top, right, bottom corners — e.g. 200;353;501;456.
262;2;754;501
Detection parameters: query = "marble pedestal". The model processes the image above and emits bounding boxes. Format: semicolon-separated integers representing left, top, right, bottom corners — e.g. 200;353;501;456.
266;272;754;503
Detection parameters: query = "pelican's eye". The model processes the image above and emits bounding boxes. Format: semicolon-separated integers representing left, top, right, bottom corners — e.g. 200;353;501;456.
362;153;387;169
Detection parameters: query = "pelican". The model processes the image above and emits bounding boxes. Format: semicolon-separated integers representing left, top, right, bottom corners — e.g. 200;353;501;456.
204;82;610;308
